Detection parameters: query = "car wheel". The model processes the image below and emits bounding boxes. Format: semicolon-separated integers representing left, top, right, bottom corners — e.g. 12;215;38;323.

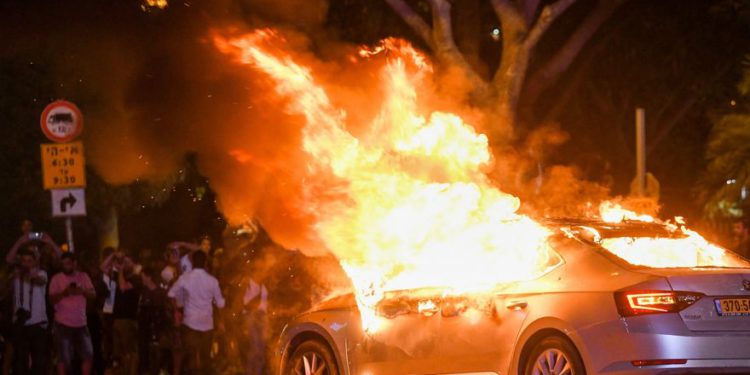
287;340;339;375
523;335;585;375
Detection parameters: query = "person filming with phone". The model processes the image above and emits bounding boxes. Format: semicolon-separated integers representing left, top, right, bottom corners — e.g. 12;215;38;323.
10;247;50;375
7;219;62;268
49;253;96;375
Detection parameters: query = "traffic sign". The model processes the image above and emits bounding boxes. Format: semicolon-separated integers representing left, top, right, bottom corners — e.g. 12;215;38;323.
40;100;83;143
51;188;86;217
41;141;86;189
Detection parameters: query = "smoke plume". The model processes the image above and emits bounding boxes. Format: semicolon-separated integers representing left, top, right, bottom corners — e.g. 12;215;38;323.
0;0;642;255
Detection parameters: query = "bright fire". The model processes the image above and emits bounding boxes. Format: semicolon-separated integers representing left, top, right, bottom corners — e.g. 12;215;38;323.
215;30;557;331
598;202;746;268
142;0;167;10
215;29;747;333
599;201;655;223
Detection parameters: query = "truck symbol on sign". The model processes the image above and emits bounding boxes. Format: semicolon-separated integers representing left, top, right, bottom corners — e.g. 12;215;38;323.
48;113;73;125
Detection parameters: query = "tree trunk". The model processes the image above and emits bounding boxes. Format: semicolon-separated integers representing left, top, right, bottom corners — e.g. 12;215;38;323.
453;0;485;77
523;0;626;106
98;205;119;251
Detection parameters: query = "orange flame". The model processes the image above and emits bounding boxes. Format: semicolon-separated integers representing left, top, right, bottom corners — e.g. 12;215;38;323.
215;30;557;332
598;202;746;268
599;201;655;223
215;29;746;333
141;0;167;11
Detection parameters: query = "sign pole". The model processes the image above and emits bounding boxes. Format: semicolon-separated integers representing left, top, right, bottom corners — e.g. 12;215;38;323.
635;108;646;196
40;100;86;253
65;217;75;253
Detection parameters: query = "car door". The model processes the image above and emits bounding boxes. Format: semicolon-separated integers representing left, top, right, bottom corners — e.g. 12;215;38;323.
433;245;566;373
432;292;530;373
352;295;446;375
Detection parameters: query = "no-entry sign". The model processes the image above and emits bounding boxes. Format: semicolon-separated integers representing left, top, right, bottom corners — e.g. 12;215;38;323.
40;100;83;143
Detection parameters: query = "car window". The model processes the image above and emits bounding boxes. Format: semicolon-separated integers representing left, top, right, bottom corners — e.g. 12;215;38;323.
599;236;750;269
535;246;564;276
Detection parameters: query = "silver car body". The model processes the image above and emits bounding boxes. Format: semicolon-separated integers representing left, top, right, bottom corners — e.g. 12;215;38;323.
276;222;750;374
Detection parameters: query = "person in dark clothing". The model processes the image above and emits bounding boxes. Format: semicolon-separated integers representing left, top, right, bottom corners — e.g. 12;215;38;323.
158;247;183;375
86;300;105;375
138;266;171;375
97;246;117;370
109;253;141;375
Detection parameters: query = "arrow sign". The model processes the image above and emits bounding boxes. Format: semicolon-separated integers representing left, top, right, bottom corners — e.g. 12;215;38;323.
60;193;77;213
51;188;86;217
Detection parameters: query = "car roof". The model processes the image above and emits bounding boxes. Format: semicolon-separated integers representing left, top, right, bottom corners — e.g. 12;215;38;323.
542;217;684;239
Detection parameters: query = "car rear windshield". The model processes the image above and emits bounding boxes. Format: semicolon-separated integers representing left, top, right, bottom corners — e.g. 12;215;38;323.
599;235;750;269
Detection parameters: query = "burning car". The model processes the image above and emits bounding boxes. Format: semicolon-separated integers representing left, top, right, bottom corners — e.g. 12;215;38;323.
276;219;750;375
212;31;750;374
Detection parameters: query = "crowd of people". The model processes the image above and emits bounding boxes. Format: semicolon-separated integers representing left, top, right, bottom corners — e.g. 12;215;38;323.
5;214;743;375
2;220;269;375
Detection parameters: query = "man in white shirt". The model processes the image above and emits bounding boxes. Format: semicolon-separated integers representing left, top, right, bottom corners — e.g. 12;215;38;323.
167;251;224;375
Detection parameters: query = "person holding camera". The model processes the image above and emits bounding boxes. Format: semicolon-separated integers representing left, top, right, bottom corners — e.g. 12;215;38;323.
10;247;50;375
49;253;95;375
7;228;61;266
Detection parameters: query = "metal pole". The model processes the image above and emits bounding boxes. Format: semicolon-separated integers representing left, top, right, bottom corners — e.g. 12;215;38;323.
65;217;75;253
635;108;646;196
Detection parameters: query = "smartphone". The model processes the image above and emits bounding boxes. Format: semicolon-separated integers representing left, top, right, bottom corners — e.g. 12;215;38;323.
28;232;43;240
69;281;77;288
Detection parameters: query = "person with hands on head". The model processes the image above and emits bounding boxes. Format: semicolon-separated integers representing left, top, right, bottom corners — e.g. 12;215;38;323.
167;236;212;274
49;253;96;375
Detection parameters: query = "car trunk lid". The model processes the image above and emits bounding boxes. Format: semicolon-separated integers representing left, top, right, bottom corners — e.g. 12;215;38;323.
644;268;750;331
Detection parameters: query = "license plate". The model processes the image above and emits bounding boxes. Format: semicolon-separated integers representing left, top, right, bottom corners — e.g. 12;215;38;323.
715;298;750;316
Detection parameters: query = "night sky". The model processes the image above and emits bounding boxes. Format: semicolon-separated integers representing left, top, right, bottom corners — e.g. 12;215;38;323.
1;0;749;250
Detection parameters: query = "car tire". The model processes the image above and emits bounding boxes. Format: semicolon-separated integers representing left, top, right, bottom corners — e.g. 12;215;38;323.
523;335;585;375
287;340;339;375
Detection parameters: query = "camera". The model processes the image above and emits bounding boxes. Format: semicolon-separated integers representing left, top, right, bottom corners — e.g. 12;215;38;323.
28;232;43;240
69;281;77;288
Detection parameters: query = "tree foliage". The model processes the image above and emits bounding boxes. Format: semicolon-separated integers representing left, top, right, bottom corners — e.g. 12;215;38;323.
700;59;750;218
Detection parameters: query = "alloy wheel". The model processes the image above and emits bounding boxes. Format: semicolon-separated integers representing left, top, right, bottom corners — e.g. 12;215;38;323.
292;351;329;375
531;348;574;375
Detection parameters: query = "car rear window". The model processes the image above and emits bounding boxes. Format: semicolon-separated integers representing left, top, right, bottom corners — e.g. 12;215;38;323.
599;236;750;269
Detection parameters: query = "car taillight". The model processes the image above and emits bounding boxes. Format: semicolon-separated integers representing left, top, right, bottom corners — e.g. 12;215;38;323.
614;291;703;317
